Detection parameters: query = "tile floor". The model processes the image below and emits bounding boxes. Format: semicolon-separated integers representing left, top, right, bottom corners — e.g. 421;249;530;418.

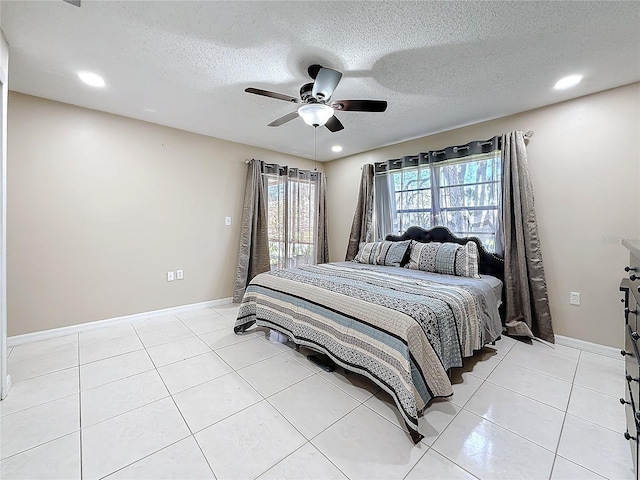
0;304;634;479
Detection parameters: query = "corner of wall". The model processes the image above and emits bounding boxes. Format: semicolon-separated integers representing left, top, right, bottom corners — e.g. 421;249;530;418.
0;26;10;399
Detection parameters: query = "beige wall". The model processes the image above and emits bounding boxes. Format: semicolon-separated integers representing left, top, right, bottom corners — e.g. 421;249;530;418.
7;92;321;336
325;83;640;349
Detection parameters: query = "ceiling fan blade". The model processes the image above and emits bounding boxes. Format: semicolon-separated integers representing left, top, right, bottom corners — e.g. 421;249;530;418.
245;87;299;103
312;68;342;101
267;111;299;127
332;99;387;112
63;0;81;6
325;115;344;133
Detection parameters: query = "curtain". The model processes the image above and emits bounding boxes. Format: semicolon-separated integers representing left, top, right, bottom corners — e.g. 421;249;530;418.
233;159;270;302
374;174;394;240
501;131;554;342
264;164;327;270
345;164;374;260
316;172;329;264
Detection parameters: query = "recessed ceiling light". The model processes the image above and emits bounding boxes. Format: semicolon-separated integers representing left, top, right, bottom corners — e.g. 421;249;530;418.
554;74;582;90
78;71;105;88
331;145;343;153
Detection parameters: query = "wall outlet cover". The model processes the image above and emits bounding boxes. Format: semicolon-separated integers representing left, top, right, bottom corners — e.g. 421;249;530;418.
176;269;184;280
569;291;581;306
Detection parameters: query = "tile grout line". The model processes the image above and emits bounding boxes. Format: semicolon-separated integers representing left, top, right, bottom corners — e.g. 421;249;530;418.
558;347;627;436
6;357;80;384
547;349;579;479
401;446;479;480
247;364;374;478
500;356;577;383
434;342;540;476
251;439;351;480
90;319;215;480
0;429;80;463
95;435;192;480
237;362;320;400
430;353;495;474
268;394;361;478
400;448;431;480
553;358;608;479
191;434;219;479
457;349;565;471
143;327;219;480
482;375;570;412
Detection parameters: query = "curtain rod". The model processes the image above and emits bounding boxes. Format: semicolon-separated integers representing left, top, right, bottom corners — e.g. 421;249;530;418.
244;159;319;173
248;131;534;168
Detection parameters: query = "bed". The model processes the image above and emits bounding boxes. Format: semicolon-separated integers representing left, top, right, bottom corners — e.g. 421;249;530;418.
234;226;504;443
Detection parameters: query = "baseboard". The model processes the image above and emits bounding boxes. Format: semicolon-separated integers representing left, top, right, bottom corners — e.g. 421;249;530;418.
7;298;234;347
555;334;621;360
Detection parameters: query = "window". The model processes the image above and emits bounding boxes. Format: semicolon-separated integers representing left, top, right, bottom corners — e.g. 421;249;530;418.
265;170;317;269
386;152;501;251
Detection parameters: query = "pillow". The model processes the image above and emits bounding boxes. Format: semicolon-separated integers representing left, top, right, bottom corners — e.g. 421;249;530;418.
454;241;480;278
406;240;480;278
354;240;412;267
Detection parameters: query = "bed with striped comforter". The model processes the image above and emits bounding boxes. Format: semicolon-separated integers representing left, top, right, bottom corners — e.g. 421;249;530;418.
234;261;502;443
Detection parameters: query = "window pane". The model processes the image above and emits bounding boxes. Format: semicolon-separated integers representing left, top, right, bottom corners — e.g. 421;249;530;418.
385;152;501;252
265;174;318;269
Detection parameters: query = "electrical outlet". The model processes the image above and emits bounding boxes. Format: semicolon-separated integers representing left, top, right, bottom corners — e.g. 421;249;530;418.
569;291;581;306
167;271;175;282
225;216;232;226
176;269;184;280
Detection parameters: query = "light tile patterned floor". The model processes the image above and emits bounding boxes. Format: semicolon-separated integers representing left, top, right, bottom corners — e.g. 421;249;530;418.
0;304;634;479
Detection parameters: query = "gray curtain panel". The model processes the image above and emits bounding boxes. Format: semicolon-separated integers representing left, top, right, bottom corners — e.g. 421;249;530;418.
374;173;395;241
316;172;329;264
233;159;270;302
345;164;374;261
501;131;554;342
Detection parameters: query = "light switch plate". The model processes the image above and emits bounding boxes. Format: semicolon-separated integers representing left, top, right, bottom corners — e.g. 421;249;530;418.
167;271;175;282
225;216;232;226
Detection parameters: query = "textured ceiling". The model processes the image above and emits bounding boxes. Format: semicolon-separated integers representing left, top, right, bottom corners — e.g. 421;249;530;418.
2;1;639;161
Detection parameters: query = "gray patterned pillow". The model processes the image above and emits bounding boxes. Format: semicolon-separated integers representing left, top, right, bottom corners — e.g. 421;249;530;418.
407;241;440;272
354;240;411;267
406;240;480;278
454;241;480;278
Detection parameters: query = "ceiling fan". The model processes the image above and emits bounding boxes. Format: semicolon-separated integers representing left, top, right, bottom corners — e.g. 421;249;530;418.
245;64;387;132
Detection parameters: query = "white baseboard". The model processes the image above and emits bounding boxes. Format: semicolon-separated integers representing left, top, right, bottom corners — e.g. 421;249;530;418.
7;298;234;347
555;334;621;360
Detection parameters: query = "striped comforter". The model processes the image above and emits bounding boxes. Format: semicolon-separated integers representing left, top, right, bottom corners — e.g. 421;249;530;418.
234;262;502;442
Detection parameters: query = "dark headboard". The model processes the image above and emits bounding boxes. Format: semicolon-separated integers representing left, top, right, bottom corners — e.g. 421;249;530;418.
386;225;504;280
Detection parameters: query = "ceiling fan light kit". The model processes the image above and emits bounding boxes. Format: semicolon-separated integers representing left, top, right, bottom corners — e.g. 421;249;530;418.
245;64;387;133
298;103;334;127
